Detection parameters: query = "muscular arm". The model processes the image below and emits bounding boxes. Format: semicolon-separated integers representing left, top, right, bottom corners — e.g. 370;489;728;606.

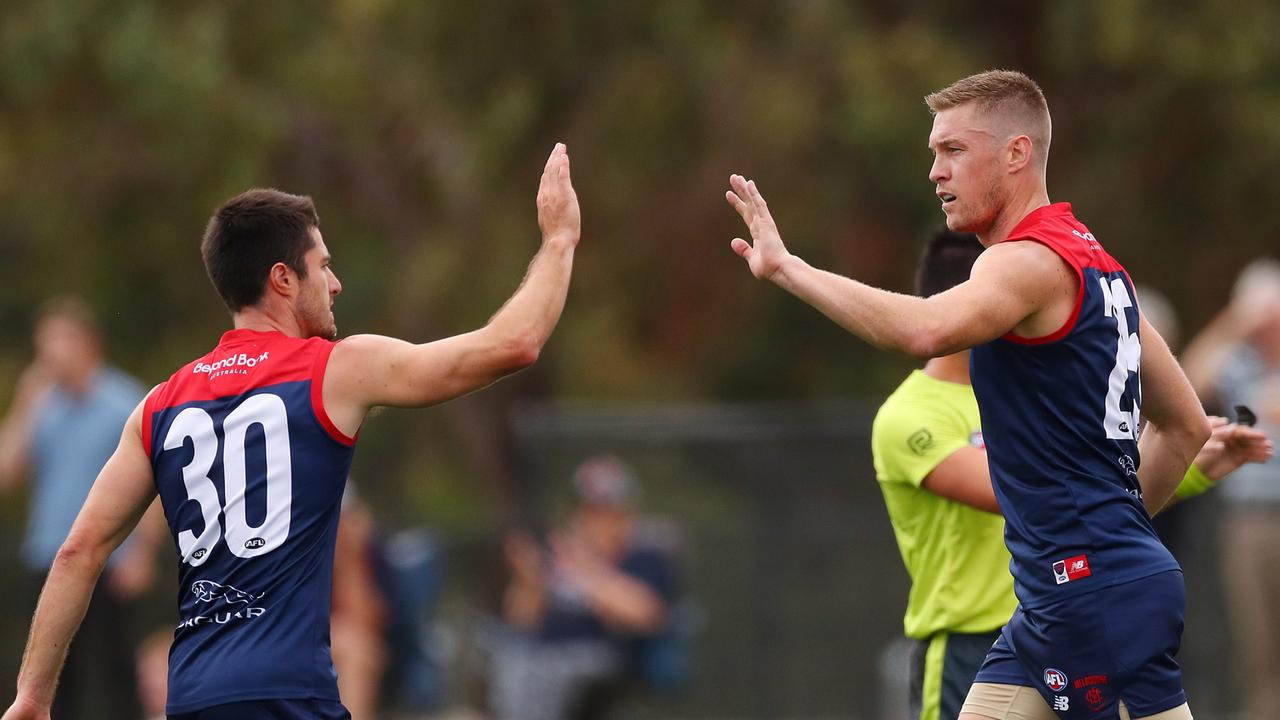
725;176;1072;358
5;401;157;717
1136;315;1213;515
323;144;579;434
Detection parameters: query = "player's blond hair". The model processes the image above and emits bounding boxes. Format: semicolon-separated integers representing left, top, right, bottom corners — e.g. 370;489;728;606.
926;70;1051;166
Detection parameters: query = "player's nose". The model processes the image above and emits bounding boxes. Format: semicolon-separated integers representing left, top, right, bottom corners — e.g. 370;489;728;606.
928;156;948;183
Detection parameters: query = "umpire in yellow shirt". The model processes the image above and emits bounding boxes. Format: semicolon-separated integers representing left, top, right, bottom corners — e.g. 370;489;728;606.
872;231;1272;720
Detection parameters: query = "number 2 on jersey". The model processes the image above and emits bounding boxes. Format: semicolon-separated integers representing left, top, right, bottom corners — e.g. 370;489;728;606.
1099;276;1141;440
162;393;293;566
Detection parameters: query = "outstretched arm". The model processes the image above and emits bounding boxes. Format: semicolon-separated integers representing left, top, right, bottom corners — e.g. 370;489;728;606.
3;401;157;720
323;144;580;434
724;175;1070;358
1136;315;1213;515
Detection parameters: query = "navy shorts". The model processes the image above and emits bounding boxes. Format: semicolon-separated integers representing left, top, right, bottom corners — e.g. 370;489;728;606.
168;699;351;720
973;569;1187;719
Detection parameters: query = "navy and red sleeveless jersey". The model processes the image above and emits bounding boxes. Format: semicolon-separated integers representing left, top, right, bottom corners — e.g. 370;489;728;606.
142;329;356;714
970;203;1179;609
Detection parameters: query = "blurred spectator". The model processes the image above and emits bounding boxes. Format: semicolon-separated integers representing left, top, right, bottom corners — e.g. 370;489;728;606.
332;485;390;720
136;628;172;720
0;296;154;720
1181;258;1280;720
489;457;682;720
331;482;449;718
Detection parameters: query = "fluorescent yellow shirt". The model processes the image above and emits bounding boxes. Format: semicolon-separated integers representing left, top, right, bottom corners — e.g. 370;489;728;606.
871;370;1017;639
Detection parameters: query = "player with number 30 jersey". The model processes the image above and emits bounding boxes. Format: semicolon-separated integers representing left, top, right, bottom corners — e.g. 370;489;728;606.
3;143;580;720
144;331;355;713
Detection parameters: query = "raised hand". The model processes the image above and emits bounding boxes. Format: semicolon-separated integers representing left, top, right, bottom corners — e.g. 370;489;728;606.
536;143;580;247
726;174;791;282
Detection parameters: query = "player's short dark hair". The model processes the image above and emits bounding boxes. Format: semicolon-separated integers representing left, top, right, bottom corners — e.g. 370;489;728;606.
201;189;319;312
915;230;984;297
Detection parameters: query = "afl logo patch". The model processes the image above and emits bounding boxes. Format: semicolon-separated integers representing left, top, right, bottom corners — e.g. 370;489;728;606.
1044;668;1068;692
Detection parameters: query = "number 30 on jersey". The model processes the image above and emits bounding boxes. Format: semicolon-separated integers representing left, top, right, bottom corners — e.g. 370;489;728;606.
162;393;293;566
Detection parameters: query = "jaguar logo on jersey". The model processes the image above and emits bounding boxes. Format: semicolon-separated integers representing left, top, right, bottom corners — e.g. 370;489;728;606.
969;430;985;449
1044;668;1068;692
178;580;268;631
190;579;263;606
1052;554;1092;585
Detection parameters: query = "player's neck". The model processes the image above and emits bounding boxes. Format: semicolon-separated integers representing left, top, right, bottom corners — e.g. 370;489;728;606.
978;184;1052;247
923;351;971;385
232;304;305;338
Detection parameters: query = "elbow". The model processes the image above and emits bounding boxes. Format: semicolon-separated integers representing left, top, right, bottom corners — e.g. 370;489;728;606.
499;335;542;371
903;325;952;360
52;533;107;575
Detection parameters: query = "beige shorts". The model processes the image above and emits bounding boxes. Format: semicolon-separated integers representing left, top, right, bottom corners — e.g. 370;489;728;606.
960;682;1193;720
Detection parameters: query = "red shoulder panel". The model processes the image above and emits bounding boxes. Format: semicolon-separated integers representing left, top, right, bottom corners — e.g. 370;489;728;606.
309;339;357;446
145;330;353;448
999;203;1127;345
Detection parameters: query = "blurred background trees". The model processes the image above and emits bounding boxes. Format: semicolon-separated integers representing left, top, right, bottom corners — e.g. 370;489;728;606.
0;1;1277;716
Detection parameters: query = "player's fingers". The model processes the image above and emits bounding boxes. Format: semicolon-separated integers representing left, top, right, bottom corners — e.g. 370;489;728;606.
730;237;752;259
1207;415;1228;428
544;143;563;175
730;174;753;205
746;179;767;207
726;190;754;223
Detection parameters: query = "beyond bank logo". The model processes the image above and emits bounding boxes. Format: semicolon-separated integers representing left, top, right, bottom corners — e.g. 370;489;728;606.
193;351;271;378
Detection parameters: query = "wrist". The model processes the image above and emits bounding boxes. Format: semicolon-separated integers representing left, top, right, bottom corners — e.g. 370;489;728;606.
771;252;806;289
541;232;578;253
1175;463;1215;500
11;690;51;714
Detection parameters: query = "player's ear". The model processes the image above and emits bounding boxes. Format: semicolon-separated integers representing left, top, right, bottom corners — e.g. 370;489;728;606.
265;261;296;299
1007;134;1034;173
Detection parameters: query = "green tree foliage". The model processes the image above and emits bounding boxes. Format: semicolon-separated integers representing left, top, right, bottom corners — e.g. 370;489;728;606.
1;0;1278;515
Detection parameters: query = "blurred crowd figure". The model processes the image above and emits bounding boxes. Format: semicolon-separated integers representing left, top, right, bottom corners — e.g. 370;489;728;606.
331;485;390;720
0;297;155;720
1181;258;1280;720
330;485;449;720
489;456;685;720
